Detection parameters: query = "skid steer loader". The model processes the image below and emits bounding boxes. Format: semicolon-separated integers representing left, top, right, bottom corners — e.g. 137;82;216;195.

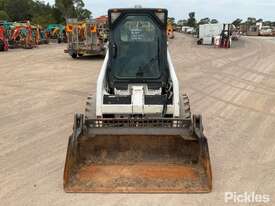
64;8;212;193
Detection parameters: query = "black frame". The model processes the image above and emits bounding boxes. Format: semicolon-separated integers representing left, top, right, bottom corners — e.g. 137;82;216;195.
106;8;170;92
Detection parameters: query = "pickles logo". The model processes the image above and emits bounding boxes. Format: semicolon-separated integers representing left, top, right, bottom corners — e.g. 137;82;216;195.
225;192;271;204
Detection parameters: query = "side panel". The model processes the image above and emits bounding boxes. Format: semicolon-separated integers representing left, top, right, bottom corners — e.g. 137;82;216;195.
199;24;223;44
96;49;109;117
167;50;180;117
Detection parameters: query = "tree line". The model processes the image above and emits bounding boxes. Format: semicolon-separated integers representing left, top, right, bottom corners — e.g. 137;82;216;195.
0;0;91;26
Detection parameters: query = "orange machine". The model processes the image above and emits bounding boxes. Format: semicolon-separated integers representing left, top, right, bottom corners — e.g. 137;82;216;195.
167;22;175;39
9;22;34;49
0;25;8;51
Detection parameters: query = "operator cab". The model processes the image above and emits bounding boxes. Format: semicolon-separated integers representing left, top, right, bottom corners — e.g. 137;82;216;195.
107;8;170;92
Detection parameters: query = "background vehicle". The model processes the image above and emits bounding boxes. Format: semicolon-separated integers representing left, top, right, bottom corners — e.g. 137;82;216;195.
65;16;108;58
167;21;174;39
8;22;34;49
259;26;273;36
198;23;232;48
198;23;224;45
47;24;66;43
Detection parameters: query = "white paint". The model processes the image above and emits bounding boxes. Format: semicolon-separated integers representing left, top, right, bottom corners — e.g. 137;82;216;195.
96;49;109;117
131;86;144;114
167;50;180;117
96;49;179;117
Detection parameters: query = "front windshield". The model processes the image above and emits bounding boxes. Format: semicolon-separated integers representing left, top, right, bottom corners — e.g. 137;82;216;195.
112;15;161;79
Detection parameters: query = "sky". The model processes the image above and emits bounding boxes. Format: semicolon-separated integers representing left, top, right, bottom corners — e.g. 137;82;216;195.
45;0;275;22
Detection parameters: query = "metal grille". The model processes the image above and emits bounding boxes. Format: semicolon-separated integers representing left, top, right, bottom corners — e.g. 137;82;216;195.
86;118;190;128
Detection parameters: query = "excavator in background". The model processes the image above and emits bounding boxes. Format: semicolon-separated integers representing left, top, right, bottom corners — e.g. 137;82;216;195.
8;22;34;49
65;16;108;58
0;22;9;51
64;8;212;193
0;21;48;50
31;25;49;45
38;26;49;44
47;24;67;43
167;20;175;39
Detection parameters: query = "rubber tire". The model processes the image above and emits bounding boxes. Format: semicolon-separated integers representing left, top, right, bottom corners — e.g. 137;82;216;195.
85;95;96;120
0;40;4;51
197;39;202;45
71;53;77;59
180;94;191;120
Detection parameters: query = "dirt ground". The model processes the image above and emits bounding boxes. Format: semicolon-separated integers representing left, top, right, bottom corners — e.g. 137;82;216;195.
1;34;275;206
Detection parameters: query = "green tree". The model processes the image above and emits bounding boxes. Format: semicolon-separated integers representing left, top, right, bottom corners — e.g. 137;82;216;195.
6;0;33;21
210;19;218;24
76;8;91;20
177;19;187;26
74;0;91;20
256;18;263;23
232;18;242;27
187;12;196;27
55;0;74;19
263;21;271;26
0;0;9;10
0;0;92;25
168;17;175;23
0;10;9;20
52;7;64;23
55;0;91;20
247;17;256;25
198;17;210;25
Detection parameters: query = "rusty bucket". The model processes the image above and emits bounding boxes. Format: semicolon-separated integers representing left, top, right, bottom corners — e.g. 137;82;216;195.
64;114;212;193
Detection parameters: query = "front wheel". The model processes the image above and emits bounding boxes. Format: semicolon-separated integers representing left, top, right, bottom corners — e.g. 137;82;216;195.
197;39;202;45
0;40;4;51
71;53;77;59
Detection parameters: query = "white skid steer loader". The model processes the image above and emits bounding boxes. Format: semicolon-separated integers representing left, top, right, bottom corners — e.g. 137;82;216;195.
64;8;212;193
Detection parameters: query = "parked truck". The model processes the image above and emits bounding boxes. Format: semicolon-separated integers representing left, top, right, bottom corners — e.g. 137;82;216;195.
198;23;224;45
65;17;108;59
259;26;273;36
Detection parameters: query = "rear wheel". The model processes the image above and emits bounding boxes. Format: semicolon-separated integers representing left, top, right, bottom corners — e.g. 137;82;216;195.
197;39;202;45
85;95;96;119
0;40;4;51
71;53;77;59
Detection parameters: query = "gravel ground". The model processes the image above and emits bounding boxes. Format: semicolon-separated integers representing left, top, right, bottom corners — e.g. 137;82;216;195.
0;33;274;206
